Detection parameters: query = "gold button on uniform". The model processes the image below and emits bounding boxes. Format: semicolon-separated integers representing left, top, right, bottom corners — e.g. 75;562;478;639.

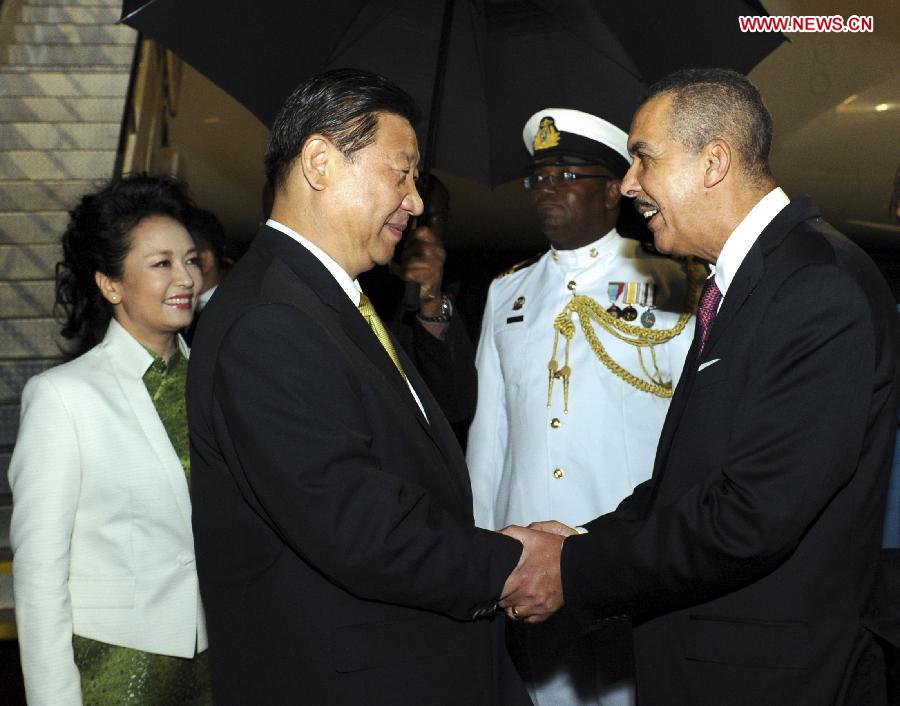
589;248;598;258
566;281;576;291
550;418;561;428
553;468;565;479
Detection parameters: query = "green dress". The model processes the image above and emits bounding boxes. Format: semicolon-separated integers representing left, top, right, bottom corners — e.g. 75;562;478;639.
72;349;212;705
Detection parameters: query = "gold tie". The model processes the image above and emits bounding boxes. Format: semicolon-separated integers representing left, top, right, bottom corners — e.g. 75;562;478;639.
358;293;407;380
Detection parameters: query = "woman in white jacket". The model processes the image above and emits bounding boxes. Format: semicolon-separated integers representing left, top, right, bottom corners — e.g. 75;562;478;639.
9;175;211;704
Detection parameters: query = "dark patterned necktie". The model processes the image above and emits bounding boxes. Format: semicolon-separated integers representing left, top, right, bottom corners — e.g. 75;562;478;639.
697;277;723;356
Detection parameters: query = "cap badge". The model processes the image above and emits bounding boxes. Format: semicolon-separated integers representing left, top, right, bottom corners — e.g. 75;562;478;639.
534;116;560;152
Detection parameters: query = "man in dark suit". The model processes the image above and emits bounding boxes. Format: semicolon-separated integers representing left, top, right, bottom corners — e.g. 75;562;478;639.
498;68;900;705
186;69;528;705
183;207;228;345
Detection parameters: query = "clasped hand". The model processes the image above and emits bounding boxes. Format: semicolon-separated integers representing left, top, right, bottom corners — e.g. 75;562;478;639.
499;521;577;624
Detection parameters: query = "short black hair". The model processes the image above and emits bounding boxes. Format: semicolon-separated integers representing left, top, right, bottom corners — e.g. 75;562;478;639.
55;173;194;357
645;68;774;184
264;68;420;193
186;207;226;265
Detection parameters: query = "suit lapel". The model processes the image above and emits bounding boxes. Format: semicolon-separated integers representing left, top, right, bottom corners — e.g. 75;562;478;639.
396;344;471;509
338;297;469;511
702;247;763;358
104;322;193;531
648;259;761;498
703;196;819;357
338;292;436;434
256;227;438;441
649;329;701;485
255;227;472;510
649;196;821;496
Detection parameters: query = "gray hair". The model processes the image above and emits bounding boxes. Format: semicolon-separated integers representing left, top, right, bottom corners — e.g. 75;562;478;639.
646;68;774;185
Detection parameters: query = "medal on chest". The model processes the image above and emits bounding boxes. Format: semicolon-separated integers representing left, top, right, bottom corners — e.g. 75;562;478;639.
607;282;624;317
545;264;702;411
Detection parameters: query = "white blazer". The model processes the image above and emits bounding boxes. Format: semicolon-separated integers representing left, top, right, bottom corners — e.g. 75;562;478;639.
9;319;208;705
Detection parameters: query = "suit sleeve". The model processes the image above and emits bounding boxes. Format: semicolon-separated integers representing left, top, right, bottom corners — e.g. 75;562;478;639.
408;312;477;425
9;375;84;706
213;303;520;621
466;284;509;530
563;264;880;617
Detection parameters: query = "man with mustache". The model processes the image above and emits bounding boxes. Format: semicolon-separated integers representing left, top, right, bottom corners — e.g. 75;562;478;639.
500;68;900;706
467;108;697;706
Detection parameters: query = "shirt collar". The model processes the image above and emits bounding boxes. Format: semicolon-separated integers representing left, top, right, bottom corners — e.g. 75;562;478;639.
550;228;623;270
713;187;790;296
141;344;186;372
102;318;189;377
197;284;217;310
266;219;362;306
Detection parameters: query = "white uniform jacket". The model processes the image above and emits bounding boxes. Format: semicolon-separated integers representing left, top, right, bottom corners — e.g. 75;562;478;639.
468;230;697;531
9;319;207;705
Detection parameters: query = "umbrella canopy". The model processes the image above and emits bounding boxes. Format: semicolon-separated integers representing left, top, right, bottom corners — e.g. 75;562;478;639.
121;0;783;186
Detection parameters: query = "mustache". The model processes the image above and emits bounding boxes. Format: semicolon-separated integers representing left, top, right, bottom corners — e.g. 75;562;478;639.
632;198;657;211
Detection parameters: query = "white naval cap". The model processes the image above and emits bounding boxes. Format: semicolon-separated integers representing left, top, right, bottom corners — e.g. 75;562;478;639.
522;108;631;176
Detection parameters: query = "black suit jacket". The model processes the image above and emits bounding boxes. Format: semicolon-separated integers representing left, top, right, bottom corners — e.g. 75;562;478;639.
182;306;201;347
561;197;900;705
186;226;524;705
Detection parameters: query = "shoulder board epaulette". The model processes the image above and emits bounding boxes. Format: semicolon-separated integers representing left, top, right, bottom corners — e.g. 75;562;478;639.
495;252;542;280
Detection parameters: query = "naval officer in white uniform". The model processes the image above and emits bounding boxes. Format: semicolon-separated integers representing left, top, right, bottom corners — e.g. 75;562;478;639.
467;109;700;706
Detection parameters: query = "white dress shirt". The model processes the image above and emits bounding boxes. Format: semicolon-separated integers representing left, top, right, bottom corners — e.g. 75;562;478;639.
197;284;217;311
712;187;790;307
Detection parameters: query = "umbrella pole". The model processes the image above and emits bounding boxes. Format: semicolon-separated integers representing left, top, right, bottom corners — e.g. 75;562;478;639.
403;0;455;311
421;0;456;183
402;0;456;311
118;0;161;24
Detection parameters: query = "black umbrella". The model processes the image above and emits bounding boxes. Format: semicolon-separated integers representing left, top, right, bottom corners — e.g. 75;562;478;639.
121;0;783;187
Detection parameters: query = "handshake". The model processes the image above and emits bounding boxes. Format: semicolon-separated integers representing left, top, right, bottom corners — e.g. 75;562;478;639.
497;520;579;624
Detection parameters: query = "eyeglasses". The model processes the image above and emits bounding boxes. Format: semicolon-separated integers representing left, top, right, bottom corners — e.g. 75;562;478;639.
522;172;614;190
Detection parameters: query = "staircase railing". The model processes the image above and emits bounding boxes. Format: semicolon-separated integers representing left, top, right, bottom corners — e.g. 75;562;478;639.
114;37;183;177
